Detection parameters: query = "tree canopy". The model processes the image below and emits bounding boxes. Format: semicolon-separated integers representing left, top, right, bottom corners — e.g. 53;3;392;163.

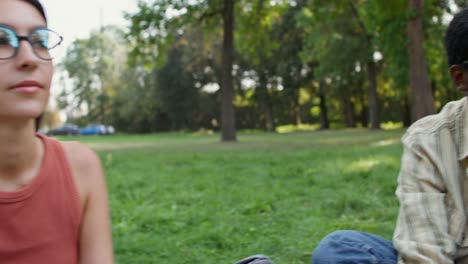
54;0;465;135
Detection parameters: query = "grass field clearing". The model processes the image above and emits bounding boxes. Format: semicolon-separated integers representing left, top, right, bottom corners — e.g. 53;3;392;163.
59;129;405;263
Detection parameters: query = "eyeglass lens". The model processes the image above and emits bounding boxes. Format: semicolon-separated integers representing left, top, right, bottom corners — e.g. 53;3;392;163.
0;26;62;60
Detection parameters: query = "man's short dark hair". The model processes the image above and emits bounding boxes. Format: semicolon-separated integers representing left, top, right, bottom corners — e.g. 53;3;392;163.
445;8;468;66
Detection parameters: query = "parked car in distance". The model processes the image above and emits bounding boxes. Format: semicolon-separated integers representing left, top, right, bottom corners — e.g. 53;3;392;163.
46;124;79;136
79;124;107;135
106;125;115;135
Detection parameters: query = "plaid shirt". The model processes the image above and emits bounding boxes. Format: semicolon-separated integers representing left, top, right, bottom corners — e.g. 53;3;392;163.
394;97;468;263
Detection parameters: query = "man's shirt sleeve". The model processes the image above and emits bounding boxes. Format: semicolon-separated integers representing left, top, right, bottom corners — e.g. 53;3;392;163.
393;134;457;264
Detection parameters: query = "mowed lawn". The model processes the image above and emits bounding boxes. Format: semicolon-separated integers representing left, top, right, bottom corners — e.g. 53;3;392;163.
62;129;405;264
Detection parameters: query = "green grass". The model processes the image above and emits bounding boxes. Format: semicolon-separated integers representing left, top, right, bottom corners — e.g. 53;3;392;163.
60;129;405;264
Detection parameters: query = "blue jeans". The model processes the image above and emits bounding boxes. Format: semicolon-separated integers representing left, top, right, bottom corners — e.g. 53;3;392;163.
312;230;398;264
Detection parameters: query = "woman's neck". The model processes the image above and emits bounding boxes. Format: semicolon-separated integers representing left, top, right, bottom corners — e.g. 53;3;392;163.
0;121;44;191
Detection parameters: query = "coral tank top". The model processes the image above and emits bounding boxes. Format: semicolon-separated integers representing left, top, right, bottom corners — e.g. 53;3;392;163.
0;134;81;264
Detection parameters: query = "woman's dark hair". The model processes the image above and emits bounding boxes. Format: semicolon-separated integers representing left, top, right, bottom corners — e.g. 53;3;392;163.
22;0;48;131
23;0;47;23
445;8;468;66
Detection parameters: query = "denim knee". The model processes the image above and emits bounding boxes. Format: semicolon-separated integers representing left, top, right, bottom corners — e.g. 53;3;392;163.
312;230;359;263
311;230;397;264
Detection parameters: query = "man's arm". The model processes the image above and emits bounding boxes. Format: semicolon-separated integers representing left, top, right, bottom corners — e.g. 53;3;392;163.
393;138;456;264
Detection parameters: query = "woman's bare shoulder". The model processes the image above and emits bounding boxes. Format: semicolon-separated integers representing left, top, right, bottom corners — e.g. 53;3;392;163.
58;141;105;208
59;141;102;170
59;141;114;263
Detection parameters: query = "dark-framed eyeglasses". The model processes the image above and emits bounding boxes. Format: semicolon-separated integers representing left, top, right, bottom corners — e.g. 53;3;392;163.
0;25;63;61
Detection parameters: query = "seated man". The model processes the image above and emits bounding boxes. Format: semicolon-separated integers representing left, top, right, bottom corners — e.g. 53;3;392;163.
312;8;468;264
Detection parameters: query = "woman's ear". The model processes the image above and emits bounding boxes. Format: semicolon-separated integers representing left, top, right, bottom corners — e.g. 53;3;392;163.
450;65;468;92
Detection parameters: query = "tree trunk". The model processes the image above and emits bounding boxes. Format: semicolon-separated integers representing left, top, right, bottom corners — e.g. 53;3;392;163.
294;96;302;125
367;61;380;129
318;81;329;130
359;88;368;128
349;1;380;129
258;71;275;132
402;94;412;127
407;0;435;122
221;0;236;141
343;97;356;128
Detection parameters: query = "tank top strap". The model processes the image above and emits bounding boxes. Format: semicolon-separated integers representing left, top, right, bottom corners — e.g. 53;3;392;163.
39;134;82;228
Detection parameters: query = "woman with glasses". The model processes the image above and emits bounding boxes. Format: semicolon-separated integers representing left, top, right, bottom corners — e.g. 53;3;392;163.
0;1;114;263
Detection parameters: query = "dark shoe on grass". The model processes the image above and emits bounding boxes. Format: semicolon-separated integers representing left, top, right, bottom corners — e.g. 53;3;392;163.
234;254;273;264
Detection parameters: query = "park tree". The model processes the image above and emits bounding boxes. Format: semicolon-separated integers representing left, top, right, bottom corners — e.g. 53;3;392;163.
299;0;374;128
235;0;287;132
275;12;314;126
361;1;412;125
111;67;164;133
126;20;223;132
367;0;458;124
59;26;128;124
127;0;238;141
311;0;449;126
221;0;236;140
407;0;435;121
348;1;380;129
54;0;462;132
156;43;199;130
424;1;462;108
